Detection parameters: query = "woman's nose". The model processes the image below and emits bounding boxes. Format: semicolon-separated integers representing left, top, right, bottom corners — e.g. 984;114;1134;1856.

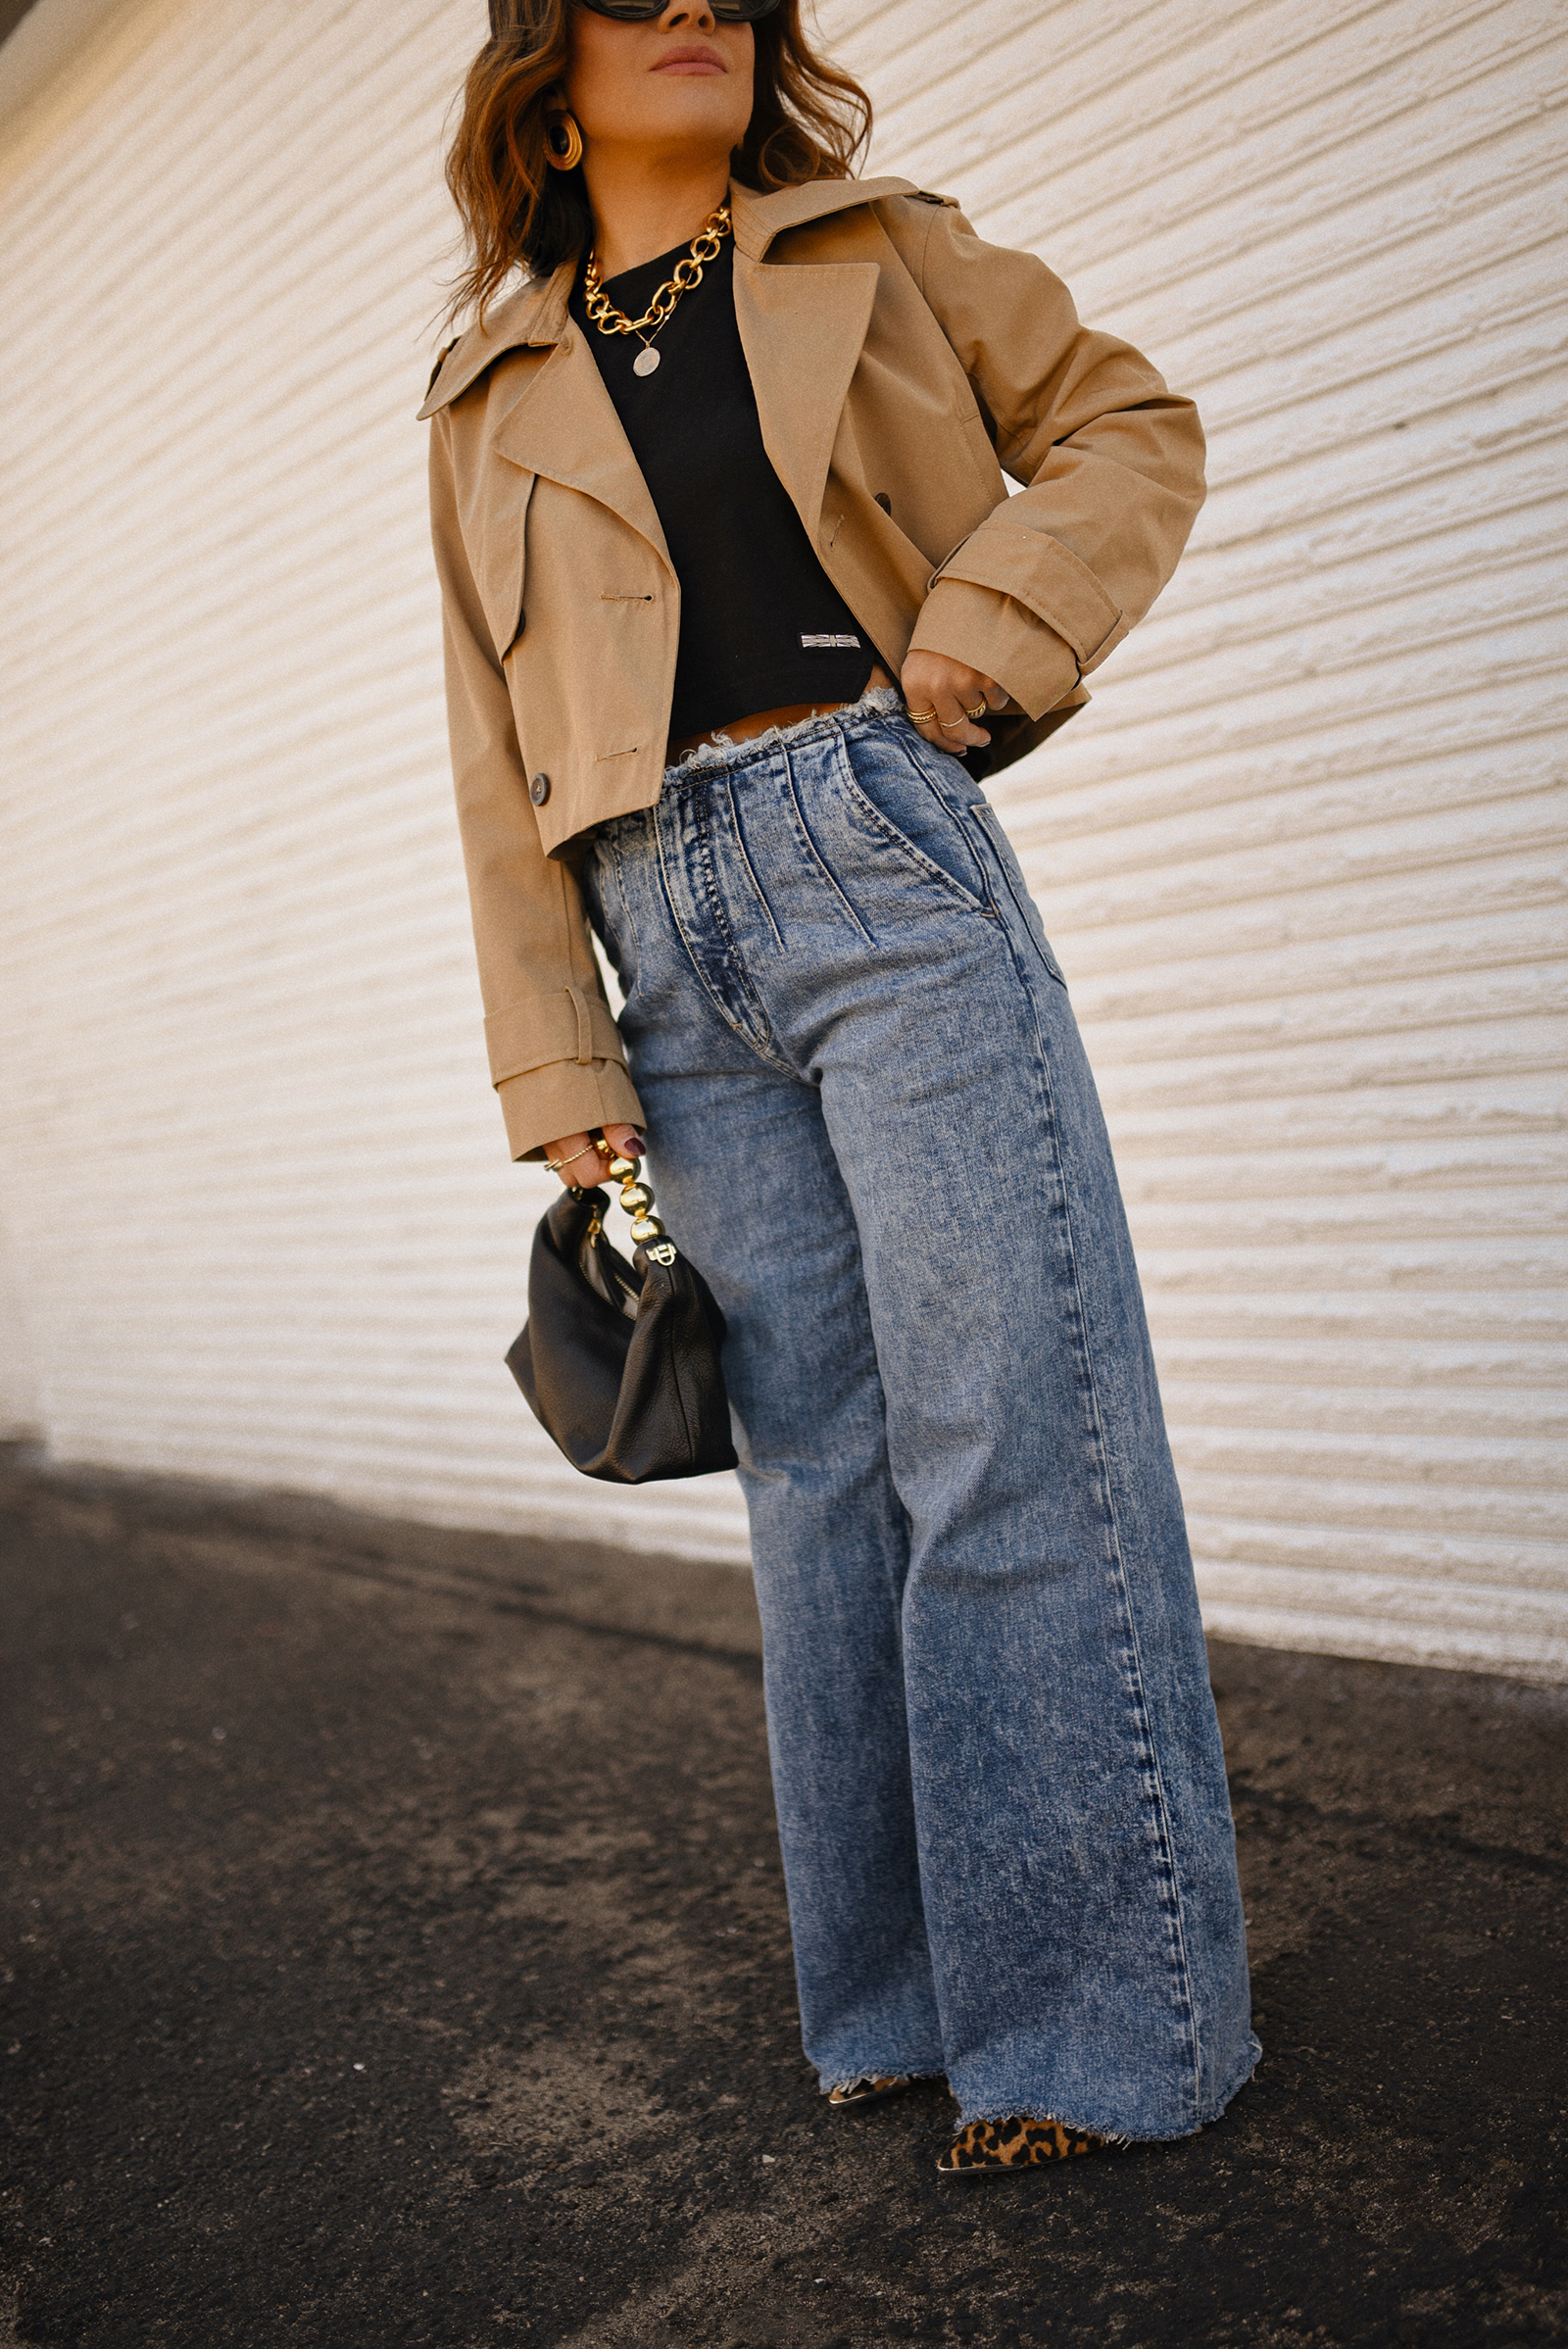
660;0;719;26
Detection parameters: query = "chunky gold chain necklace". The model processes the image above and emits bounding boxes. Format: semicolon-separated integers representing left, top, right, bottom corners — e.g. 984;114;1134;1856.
582;203;731;378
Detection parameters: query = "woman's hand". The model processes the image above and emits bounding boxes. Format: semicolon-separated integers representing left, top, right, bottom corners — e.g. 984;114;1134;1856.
541;1123;645;1189
900;652;1010;755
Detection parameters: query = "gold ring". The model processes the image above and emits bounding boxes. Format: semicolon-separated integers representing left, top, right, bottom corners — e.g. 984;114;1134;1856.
546;1145;598;1176
964;701;989;720
906;707;938;725
938;718;963;732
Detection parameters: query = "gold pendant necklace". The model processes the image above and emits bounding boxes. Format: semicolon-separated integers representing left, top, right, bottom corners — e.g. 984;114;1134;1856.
583;203;731;378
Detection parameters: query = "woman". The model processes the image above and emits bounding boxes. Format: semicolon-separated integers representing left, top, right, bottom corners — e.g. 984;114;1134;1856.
424;0;1258;2174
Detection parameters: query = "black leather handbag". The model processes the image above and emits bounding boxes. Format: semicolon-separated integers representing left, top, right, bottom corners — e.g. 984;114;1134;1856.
506;1156;738;1484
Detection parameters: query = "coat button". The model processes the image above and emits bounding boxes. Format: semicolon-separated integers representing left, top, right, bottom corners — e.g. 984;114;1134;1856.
874;491;892;514
529;773;551;806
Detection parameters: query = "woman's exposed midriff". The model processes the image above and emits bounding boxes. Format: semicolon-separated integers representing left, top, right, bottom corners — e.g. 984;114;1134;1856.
665;665;897;763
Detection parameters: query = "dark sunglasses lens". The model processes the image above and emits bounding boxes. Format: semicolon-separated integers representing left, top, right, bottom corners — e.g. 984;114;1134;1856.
579;0;779;15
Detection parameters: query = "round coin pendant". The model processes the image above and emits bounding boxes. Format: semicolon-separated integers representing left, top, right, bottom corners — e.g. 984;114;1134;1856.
632;346;661;377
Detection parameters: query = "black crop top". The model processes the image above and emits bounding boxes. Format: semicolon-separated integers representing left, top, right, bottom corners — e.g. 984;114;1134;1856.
568;235;877;740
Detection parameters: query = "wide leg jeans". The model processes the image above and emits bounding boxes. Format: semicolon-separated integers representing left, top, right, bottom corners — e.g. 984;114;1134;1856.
581;703;1258;2138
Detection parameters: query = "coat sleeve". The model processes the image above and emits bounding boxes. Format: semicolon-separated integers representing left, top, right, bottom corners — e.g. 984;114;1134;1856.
427;406;645;1161
886;198;1205;718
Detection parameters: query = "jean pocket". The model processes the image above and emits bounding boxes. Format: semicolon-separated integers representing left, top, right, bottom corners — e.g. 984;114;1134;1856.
970;804;1067;986
833;725;992;913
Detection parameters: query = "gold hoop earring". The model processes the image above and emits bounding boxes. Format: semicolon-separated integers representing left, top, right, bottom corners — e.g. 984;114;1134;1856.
545;111;584;171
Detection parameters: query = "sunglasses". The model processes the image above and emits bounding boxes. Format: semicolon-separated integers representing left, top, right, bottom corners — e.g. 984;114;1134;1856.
579;0;780;14
492;0;778;23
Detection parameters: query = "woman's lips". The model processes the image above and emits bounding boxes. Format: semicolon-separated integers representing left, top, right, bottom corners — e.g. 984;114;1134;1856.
653;45;725;72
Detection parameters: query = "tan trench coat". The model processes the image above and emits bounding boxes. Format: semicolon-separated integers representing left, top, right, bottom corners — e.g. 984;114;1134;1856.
419;175;1204;1161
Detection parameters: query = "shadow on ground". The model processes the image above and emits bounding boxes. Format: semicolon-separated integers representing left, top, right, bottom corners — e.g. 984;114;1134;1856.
1;1447;1564;2347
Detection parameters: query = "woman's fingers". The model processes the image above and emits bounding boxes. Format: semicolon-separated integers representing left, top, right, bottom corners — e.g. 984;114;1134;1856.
933;695;991;753
543;1133;601;1188
900;654;1004;756
541;1126;645;1188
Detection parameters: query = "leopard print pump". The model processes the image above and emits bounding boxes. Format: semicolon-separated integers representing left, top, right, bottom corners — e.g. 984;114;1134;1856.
936;2115;1105;2174
826;2074;913;2108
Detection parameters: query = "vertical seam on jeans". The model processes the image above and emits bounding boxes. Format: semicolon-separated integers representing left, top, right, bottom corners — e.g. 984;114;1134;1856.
652;785;785;1071
722;775;785;950
781;745;875;945
1015;936;1202;2124
605;828;642;968
691;786;773;1038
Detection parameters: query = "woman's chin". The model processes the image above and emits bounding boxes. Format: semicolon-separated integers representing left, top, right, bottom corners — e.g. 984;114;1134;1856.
589;94;749;152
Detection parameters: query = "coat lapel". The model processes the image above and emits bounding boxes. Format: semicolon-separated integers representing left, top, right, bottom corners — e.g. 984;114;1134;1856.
416;270;562;417
422;263;671;571
733;250;880;548
490;324;672;572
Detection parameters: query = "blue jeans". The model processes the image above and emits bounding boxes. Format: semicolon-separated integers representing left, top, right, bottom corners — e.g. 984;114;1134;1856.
582;697;1258;2138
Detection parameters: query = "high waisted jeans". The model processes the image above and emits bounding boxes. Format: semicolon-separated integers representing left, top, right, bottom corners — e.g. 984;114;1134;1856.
581;696;1258;2138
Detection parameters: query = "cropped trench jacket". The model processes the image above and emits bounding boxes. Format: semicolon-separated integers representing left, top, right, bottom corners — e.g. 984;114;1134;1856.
419;175;1205;1160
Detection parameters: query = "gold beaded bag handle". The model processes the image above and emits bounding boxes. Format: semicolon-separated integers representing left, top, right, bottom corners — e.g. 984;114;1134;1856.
595;1156;677;1268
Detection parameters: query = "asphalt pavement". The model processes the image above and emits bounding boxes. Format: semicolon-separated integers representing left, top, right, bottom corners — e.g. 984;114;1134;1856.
2;1445;1564;2347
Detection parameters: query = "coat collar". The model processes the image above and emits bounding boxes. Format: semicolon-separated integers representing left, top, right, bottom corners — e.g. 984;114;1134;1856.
416;175;915;419
728;172;916;260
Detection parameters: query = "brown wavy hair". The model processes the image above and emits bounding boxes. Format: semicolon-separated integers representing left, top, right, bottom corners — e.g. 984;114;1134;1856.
444;0;871;324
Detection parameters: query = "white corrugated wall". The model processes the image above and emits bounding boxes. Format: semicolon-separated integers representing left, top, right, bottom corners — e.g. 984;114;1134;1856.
2;0;1563;1671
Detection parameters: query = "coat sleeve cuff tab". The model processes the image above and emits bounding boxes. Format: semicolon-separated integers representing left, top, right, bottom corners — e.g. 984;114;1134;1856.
484;989;625;1087
567;986;595;1065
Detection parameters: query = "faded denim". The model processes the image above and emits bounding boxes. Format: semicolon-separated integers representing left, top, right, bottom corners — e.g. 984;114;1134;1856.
582;698;1258;2139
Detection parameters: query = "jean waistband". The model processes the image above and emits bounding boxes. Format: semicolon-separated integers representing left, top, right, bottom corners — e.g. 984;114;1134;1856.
659;686;906;790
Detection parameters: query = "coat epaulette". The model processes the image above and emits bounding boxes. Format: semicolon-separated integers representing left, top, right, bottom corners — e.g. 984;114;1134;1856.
911;190;959;208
